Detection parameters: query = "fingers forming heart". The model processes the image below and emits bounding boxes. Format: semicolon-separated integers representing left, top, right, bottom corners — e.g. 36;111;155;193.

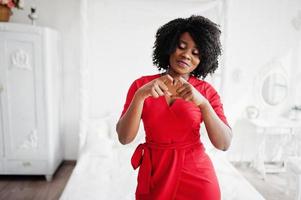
164;79;182;96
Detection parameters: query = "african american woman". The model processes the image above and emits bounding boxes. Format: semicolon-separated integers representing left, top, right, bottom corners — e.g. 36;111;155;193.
116;15;232;200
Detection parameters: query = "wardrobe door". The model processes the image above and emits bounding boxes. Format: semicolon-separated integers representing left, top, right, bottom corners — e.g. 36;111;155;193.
0;35;4;171
1;32;47;160
0;88;4;171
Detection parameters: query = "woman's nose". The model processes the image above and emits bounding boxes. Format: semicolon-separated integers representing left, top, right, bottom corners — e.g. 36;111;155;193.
181;50;191;60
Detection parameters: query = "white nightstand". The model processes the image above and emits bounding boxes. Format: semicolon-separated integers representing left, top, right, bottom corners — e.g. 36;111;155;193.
286;157;301;200
249;118;301;180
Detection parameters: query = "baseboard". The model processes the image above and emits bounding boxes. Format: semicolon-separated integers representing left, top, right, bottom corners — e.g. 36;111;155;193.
63;160;77;165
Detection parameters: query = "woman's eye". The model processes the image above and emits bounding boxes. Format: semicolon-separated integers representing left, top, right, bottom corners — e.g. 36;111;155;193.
178;43;185;49
192;50;199;56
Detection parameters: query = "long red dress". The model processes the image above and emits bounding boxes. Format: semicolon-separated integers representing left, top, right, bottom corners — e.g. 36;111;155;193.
120;74;229;200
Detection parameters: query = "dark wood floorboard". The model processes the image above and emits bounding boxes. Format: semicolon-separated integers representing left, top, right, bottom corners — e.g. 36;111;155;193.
0;160;295;199
0;161;75;200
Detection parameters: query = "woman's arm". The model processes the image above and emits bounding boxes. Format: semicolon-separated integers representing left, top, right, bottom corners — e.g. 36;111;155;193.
116;92;145;145
199;101;232;151
175;77;232;151
116;75;173;145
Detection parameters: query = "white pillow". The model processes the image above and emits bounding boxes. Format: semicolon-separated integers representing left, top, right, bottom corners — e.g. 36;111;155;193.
106;112;145;146
80;117;114;157
106;113;120;141
200;125;217;152
88;117;110;139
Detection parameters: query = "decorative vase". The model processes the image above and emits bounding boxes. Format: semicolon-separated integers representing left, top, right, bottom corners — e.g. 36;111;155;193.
0;4;12;22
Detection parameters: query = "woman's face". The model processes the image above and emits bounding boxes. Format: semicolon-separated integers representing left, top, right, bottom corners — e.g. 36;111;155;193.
169;32;200;78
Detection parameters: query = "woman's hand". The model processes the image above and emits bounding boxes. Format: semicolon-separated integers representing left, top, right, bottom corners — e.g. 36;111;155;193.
174;77;208;107
135;74;173;100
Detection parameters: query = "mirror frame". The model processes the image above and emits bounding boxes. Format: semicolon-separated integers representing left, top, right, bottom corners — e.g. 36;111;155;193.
261;72;288;106
254;61;289;110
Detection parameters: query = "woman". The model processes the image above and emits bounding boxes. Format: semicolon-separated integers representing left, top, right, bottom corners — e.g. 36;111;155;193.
116;15;232;200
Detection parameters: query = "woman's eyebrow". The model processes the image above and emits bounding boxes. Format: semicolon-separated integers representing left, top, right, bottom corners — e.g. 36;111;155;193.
179;39;198;49
179;40;187;45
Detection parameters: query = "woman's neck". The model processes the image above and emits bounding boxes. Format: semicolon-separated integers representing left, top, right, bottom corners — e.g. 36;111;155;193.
165;69;190;81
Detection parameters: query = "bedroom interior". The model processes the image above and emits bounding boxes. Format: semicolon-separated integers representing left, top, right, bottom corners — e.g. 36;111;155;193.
0;0;301;199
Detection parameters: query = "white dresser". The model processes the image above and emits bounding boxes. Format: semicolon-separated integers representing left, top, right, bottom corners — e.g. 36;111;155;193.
0;23;63;181
249;118;301;179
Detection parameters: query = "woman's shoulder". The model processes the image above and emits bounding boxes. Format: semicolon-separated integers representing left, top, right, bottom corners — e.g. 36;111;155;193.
132;74;161;86
140;74;161;80
190;76;217;94
190;76;211;88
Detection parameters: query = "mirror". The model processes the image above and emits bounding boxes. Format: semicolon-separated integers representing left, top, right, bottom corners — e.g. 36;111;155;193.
261;73;288;105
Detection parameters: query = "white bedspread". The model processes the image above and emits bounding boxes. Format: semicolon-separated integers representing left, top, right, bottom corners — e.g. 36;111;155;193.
60;116;265;200
60;147;265;200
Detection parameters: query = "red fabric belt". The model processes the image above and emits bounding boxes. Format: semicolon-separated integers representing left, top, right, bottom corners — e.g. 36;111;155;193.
131;140;201;194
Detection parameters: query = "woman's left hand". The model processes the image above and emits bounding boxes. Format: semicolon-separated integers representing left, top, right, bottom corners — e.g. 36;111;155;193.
174;77;208;107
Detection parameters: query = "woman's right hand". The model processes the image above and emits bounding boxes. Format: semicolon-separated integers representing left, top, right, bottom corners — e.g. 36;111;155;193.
135;74;174;100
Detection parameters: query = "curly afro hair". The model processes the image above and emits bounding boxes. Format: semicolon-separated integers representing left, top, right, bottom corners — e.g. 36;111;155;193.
152;15;222;79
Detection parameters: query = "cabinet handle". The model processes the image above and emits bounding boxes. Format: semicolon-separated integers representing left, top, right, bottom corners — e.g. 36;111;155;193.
22;162;31;167
0;84;3;93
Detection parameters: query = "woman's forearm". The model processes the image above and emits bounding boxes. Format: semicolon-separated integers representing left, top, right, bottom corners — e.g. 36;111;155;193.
199;101;232;151
116;93;145;145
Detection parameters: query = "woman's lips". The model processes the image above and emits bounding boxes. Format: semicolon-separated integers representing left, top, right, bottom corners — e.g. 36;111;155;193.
177;60;190;68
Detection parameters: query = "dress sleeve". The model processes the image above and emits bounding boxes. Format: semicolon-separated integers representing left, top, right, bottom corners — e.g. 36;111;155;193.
120;80;139;118
204;83;230;128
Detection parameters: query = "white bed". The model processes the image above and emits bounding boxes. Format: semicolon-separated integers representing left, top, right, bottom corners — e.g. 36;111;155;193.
60;114;265;200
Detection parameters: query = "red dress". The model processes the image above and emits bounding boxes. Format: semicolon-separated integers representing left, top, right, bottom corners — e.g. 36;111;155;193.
121;74;229;200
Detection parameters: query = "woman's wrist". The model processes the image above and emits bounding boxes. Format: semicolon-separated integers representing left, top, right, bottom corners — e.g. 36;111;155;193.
198;99;210;111
134;90;147;103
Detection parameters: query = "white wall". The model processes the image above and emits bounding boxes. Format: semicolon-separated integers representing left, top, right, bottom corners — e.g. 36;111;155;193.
86;0;301;127
86;0;224;118
10;0;81;159
224;0;301;162
224;0;301;124
9;0;301;160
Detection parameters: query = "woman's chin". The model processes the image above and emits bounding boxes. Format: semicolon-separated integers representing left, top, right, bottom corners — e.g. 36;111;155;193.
168;66;191;77
174;67;190;75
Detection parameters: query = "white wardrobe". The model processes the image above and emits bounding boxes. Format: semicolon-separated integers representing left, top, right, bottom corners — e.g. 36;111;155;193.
0;23;63;181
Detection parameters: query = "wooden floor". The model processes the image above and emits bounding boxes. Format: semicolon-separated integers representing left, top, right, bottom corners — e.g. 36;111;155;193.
234;163;294;200
0;161;75;200
0;161;295;200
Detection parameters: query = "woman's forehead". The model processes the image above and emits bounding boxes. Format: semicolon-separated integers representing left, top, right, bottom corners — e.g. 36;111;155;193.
179;32;198;48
